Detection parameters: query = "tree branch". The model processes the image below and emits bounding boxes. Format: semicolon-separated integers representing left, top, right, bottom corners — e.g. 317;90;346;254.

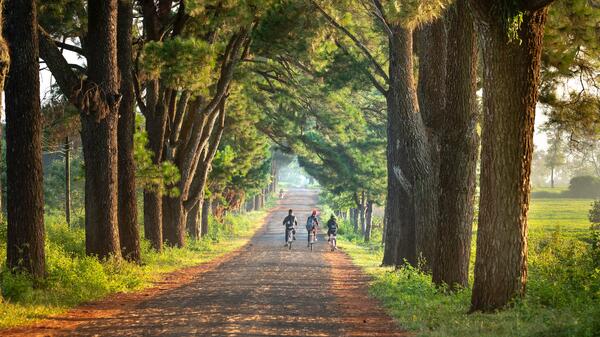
38;26;81;103
310;0;389;84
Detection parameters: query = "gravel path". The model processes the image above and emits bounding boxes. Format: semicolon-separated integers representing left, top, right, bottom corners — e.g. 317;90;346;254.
3;188;407;337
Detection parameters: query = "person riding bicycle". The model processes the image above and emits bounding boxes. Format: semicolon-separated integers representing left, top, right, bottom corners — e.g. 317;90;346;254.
283;209;297;246
279;189;284;199
306;210;319;247
326;214;338;242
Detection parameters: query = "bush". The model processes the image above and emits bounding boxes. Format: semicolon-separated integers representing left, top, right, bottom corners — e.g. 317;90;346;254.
589;200;600;230
566;176;600;198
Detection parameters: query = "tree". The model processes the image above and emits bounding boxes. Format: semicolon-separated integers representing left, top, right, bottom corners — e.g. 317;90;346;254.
39;0;122;259
544;128;566;188
4;0;46;277
470;0;554;312
117;0;140;262
432;0;479;289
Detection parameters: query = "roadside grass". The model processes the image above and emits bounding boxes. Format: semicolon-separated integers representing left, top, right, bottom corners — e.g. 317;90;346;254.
0;204;270;329
331;198;600;337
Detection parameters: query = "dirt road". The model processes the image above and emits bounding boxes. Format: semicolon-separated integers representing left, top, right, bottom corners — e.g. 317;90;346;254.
5;189;406;336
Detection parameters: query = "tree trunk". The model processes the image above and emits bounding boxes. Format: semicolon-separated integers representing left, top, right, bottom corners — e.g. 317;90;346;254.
144;191;162;251
116;0;140;263
201;198;211;237
414;18;447;271
81;0;121;259
352;208;359;232
359;191;366;235
432;0;478;289
65;136;72;227
550;167;554;188
186;201;200;239
162;195;186;247
471;6;549;312
0;8;6;215
385;25;436;267
365;200;374;242
4;0;46;277
254;194;260;211
382;205;388;245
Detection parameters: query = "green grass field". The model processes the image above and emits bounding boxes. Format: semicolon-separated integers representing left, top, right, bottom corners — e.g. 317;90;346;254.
529;198;595;240
336;197;600;337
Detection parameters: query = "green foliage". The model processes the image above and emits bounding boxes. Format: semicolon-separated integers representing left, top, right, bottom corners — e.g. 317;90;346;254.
134;115;181;197
142;38;216;94
567;175;600;198
380;0;451;28
43;154;85;214
589;200;600;230
338;224;600;337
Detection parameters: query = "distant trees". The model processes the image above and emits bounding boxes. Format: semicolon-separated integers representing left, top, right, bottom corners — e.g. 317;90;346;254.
4;0;46;277
544;129;566;188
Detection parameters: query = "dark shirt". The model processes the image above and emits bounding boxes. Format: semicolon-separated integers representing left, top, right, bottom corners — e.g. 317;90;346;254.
283;215;297;229
327;218;338;231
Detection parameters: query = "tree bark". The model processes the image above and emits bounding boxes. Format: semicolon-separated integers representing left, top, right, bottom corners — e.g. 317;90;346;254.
201;197;211;237
414;18;447;270
0;1;7;215
351;208;359;232
359;191;366;235
364;200;374;242
65;136;72;227
384;25;435;267
162;195;186;247
82;0;121;259
432;0;479;289
186;200;200;239
254;194;260;211
144;191;163;251
4;0;46;277
117;0;140;263
470;4;549;312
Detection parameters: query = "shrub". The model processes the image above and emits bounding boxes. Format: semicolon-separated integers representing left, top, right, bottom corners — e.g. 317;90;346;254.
566;176;600;198
589;200;600;230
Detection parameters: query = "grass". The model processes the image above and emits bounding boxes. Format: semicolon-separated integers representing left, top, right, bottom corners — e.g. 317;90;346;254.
0;203;271;329
332;197;600;337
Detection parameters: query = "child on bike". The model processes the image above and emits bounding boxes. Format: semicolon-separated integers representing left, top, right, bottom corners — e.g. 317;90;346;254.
306;210;319;247
283;209;297;246
326;214;338;242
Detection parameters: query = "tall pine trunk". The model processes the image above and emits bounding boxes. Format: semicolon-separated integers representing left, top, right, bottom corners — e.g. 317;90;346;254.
144;191;163;251
359;192;366;235
364;200;373;242
0;0;7;215
65;136;72;226
187;201;201;239
471;5;549;312
414;18;447;270
201;198;211;237
162;195;186;247
82;0;121;259
432;0;478;289
4;0;46;277
117;0;140;262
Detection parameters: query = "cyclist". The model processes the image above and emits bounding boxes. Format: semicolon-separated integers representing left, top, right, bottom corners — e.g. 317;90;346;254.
306;210;319;247
283;209;297;246
326;214;338;242
279;189;284;199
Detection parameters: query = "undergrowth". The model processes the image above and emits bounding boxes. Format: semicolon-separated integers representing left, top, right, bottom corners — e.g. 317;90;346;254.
330;204;600;337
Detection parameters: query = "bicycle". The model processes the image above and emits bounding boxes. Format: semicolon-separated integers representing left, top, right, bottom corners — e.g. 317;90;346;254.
285;227;295;250
308;227;317;251
328;232;337;251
